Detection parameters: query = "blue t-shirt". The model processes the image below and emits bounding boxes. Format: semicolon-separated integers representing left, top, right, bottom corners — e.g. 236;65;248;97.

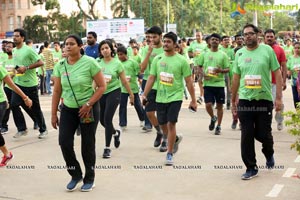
85;43;99;59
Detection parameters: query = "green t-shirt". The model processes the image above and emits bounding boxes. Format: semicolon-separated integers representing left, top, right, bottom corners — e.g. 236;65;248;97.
120;58;140;93
52;55;101;108
287;56;300;86
130;54;142;64
52;50;63;65
0;67;8;103
219;46;235;62
142;46;164;81
0;52;8;66
127;47;133;57
3;58;15;89
198;50;229;87
98;57;124;94
283;45;294;60
188;41;207;55
150;53;191;103
233;44;280;101
13;44;41;87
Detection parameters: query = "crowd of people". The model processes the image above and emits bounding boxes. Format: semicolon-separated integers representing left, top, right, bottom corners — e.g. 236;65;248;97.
0;24;299;191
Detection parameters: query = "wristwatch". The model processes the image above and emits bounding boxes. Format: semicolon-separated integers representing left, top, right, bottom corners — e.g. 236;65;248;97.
86;102;91;107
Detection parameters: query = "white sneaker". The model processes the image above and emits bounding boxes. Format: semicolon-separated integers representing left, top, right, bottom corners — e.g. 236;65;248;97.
38;130;48;139
13;130;28;138
140;121;144;127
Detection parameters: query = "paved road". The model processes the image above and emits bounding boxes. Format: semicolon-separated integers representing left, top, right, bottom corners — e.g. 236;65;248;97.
0;84;299;200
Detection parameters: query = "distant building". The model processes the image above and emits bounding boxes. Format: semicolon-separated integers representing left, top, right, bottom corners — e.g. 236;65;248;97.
0;0;47;39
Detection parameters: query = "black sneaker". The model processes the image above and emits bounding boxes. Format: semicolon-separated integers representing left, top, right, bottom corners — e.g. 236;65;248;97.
154;132;163;147
215;125;221;135
241;169;258;180
231;120;238;130
266;155;275;169
102;148;111;159
209;116;217;131
114;130;121;148
159;141;167;152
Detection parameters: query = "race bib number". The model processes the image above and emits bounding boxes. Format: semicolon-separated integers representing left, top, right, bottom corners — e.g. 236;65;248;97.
5;64;15;75
293;64;300;72
244;75;262;89
207;66;218;78
160;72;174;86
104;74;112;83
54;57;59;63
126;75;131;82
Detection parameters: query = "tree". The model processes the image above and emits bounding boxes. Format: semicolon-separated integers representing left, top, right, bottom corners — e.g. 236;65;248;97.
23;15;48;42
111;0;129;18
74;0;99;20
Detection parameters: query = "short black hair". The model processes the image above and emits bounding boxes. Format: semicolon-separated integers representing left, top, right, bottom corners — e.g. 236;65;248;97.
64;34;83;46
264;29;276;36
148;26;162;35
221;36;230;41
6;41;16;47
129;39;137;44
88;31;97;39
53;41;60;45
117;45;127;54
163;32;177;44
210;33;221;40
25;39;33;45
44;41;49;48
14;28;26;40
243;24;259;34
234;34;243;40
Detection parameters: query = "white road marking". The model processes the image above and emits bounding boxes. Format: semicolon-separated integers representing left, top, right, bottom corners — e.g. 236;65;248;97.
294;155;300;163
282;168;297;178
265;184;284;197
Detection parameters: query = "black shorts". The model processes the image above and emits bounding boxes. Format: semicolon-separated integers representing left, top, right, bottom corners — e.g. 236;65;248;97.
145;89;157;112
156;101;182;125
204;86;225;104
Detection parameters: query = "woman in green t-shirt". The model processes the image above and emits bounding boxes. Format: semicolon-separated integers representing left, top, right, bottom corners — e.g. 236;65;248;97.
97;40;134;159
51;35;106;192
287;42;300;108
0;67;32;167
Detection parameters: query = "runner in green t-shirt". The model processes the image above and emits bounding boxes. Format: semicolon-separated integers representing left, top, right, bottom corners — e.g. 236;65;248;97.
140;26;164;149
283;38;294;60
0;65;33;168
143;32;197;166
117;46;145;130
287;41;300;108
51;35;106;192
198;33;229;135
98;39;134;159
231;24;283;180
11;28;48;139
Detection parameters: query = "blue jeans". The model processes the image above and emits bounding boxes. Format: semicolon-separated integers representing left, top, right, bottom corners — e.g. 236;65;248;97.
46;69;53;94
10;85;47;133
291;85;300;109
119;93;145;127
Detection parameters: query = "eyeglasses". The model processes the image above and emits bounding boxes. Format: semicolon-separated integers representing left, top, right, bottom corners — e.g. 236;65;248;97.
243;32;256;37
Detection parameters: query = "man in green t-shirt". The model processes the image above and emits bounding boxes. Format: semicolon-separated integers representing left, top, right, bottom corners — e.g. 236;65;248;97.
143;32;197;166
11;28;47;139
198;33;229;135
232;24;283;180
140;26;164;150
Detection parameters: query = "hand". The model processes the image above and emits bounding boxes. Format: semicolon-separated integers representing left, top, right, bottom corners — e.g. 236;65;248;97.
214;67;223;73
282;82;287;91
51;114;59;129
231;101;237;115
16;66;27;74
275;98;282;112
24;98;33;108
129;94;134;106
189;101;197;112
141;95;148;106
79;104;92;118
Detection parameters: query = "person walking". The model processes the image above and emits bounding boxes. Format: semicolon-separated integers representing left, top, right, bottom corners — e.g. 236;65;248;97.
11;28;48;139
0;64;33;167
232;24;283;180
51;34;106;192
97;39;134;159
142;32;197;165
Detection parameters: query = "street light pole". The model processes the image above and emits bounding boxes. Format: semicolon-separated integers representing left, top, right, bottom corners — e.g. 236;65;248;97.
167;0;170;32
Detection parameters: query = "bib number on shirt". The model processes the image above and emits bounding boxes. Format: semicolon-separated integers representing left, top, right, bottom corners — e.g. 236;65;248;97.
5;64;15;76
293;64;300;72
244;75;262;89
207;66;218;78
160;72;174;86
104;74;112;83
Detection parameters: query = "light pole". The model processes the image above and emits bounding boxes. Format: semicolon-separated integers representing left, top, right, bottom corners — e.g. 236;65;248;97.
167;0;170;32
